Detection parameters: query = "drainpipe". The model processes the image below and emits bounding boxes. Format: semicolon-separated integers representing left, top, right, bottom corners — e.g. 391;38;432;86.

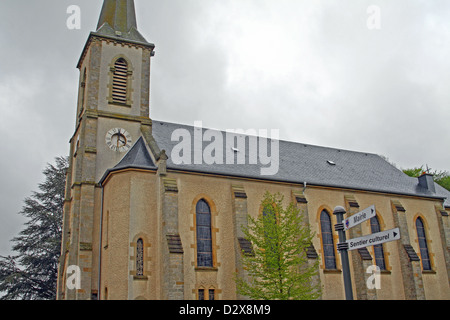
97;185;104;300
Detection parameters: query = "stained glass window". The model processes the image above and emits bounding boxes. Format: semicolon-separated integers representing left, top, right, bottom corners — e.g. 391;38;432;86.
196;200;213;267
370;216;386;270
136;238;144;276
416;218;431;271
198;289;205;300
320;210;336;269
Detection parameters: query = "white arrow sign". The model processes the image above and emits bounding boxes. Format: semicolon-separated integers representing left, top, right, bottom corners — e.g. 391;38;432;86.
347;228;401;251
343;205;376;231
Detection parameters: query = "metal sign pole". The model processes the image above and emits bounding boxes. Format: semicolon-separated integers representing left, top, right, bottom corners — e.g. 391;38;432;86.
333;206;354;300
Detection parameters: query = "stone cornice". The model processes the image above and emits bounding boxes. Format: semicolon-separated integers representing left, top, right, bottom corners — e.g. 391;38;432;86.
77;32;155;69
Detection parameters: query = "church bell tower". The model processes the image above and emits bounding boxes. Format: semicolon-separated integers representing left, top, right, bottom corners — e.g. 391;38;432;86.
57;0;157;300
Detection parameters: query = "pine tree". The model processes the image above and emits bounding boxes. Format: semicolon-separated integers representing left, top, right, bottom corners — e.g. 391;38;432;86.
235;192;321;300
0;157;68;300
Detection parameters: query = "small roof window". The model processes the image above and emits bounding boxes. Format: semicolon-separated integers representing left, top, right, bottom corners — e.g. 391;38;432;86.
327;160;336;166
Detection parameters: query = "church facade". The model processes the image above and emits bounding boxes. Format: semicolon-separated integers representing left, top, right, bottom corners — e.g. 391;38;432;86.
56;0;450;300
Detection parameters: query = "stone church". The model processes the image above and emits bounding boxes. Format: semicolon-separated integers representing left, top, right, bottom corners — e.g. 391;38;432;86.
56;0;450;300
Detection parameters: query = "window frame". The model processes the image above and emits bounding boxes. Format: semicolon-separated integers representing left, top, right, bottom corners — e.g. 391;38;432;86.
209;289;215;301
79;68;87;118
195;199;214;268
370;215;387;271
415;217;432;271
131;234;149;280
198;288;205;300
196;287;217;300
320;209;337;270
108;56;133;107
136;238;144;276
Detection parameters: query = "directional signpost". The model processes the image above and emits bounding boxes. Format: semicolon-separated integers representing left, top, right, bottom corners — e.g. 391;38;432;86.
343;205;376;231
333;206;353;300
333;205;401;300
346;228;400;251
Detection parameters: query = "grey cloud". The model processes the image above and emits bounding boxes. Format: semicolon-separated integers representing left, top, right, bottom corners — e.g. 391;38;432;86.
0;0;449;257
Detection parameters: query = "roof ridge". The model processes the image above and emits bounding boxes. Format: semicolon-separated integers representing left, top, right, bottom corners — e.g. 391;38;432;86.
152;119;379;157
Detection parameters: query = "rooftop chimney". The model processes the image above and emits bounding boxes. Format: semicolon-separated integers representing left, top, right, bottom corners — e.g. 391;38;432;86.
418;173;436;193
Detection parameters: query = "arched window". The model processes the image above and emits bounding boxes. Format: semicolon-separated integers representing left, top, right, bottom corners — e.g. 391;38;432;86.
136;238;144;276
370;216;386;270
197;287;216;300
112;58;129;104
79;68;86;116
209;289;215;300
198;288;205;300
196;199;213;267
416;218;431;271
320;210;336;269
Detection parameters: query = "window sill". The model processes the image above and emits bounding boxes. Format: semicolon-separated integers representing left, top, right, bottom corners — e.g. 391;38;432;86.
422;269;436;274
323;269;341;274
133;275;148;281
195;267;218;272
109;101;131;108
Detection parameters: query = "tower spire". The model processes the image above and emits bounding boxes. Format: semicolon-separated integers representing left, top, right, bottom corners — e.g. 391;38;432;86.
96;0;148;44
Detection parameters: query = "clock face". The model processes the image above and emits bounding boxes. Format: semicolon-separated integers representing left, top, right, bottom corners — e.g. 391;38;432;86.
105;128;132;152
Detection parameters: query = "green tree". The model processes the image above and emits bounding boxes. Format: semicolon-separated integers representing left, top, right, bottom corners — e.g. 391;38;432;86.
235;192;321;300
403;166;450;191
436;176;450;192
0;157;68;300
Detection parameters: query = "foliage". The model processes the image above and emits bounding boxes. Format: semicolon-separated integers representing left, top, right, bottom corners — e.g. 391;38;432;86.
0;157;68;300
402;167;424;178
436;176;450;192
235;192;321;300
402;166;450;191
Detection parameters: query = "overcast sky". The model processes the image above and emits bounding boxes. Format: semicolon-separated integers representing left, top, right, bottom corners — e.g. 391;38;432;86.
0;0;449;257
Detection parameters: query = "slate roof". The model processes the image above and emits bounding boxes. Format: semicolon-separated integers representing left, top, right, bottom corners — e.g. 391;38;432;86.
102;120;450;208
99;136;156;183
113;136;156;170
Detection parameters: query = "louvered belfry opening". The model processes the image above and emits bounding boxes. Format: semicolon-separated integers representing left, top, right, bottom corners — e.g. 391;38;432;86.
112;58;129;104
